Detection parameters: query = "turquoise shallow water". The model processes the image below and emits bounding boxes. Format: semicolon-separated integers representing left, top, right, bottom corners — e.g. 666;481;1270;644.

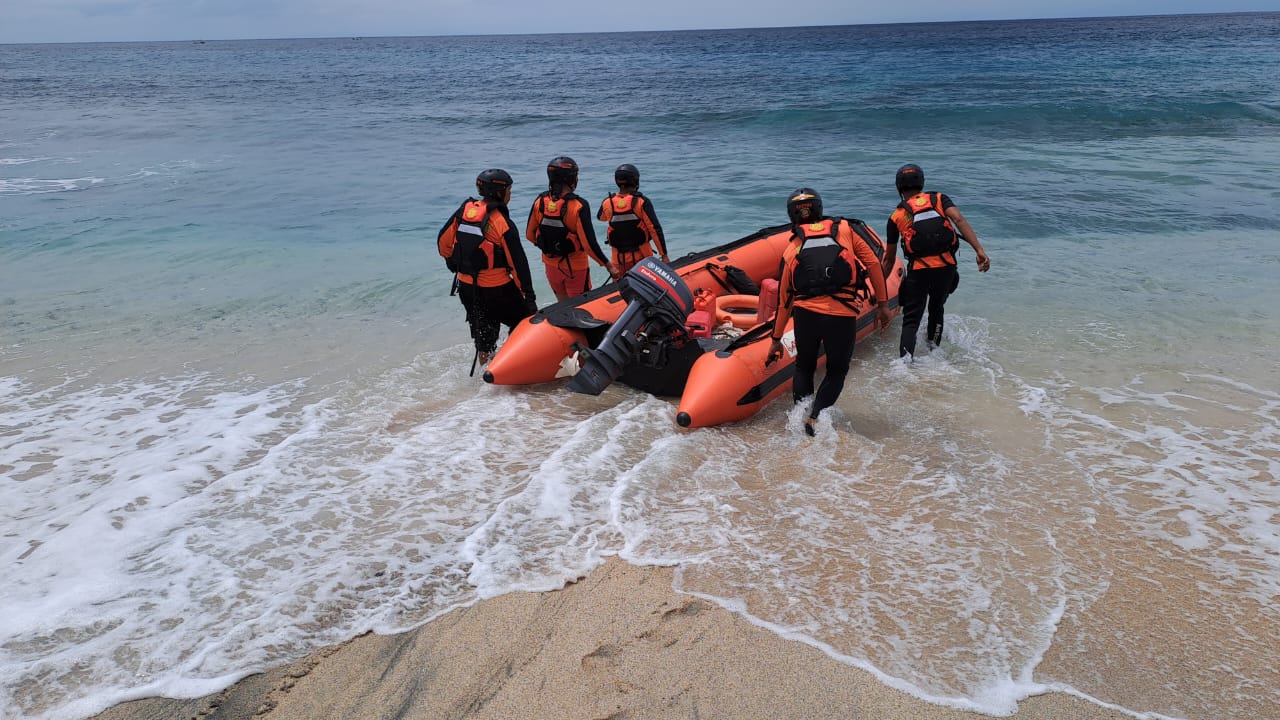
3;13;1280;720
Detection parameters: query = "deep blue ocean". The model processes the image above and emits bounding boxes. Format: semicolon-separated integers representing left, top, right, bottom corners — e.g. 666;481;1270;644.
3;13;1279;720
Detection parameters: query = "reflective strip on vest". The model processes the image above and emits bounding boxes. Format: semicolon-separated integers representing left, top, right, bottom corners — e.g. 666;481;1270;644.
910;209;942;222
611;213;639;222
801;236;839;250
457;224;484;237
541;218;566;227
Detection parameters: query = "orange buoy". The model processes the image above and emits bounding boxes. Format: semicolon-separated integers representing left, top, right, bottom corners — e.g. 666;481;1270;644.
714;294;760;330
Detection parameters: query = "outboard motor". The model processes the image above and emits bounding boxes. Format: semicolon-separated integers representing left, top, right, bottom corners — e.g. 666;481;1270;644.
567;257;695;396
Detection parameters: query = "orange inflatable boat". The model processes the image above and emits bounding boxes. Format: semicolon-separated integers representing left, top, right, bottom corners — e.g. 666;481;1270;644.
483;221;903;428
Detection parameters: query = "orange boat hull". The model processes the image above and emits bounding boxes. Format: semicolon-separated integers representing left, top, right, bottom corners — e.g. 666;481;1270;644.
484;225;795;386
674;292;900;428
482;221;903;428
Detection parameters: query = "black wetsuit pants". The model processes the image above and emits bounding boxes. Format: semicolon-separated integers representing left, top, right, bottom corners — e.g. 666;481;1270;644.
791;306;858;420
898;265;958;357
456;280;531;354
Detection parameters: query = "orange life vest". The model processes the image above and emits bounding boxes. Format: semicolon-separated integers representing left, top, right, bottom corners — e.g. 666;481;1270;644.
896;192;958;269
535;194;577;258
788;218;866;306
605;193;646;251
451;200;505;277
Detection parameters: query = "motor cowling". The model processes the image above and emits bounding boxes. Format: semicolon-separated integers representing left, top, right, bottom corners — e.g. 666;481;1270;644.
567;257;694;396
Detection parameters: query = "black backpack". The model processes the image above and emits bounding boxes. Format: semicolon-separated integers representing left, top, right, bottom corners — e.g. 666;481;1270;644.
535;194;577;258
605;193;646;251
451;200;504;276
792;219;858;298
900;192;958;259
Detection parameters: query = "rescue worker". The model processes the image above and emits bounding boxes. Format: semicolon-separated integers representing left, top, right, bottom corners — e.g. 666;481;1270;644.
768;188;893;436
884;163;990;359
525;156;616;301
437;168;538;368
596;163;669;276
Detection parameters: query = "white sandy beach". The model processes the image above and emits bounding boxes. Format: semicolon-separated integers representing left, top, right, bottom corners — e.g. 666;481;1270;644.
92;558;1134;720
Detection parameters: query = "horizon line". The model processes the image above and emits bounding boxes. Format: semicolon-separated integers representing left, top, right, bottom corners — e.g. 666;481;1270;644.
1;10;1271;47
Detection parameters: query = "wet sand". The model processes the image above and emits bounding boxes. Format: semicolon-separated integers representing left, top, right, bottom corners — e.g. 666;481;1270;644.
92;557;1132;720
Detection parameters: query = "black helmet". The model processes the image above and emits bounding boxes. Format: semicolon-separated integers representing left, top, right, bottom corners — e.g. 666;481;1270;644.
614;163;640;186
546;156;579;186
895;163;925;193
786;188;823;223
475;168;513;200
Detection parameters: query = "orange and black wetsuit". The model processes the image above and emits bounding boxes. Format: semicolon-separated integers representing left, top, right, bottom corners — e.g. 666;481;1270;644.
596;191;668;275
525;192;610;292
773;217;888;419
886;191;958;357
438;199;536;355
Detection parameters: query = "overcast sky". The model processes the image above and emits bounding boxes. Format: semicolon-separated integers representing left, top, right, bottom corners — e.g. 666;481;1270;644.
2;0;1274;44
